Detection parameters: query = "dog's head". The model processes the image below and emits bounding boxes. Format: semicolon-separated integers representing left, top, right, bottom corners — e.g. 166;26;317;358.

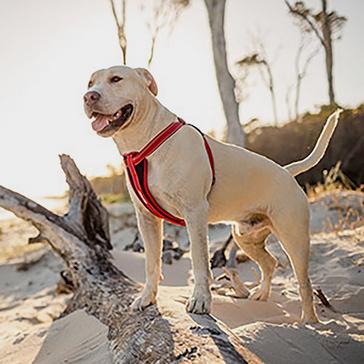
83;66;158;137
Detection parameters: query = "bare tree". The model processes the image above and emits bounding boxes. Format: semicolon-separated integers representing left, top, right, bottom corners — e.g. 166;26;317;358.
293;34;320;120
140;0;189;67
109;0;128;64
236;50;278;125
285;0;347;105
285;85;294;122
204;0;244;146
0;155;262;364
114;0;244;146
233;65;250;106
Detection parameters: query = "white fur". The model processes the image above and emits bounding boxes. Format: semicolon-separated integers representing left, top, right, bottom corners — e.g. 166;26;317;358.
84;66;341;323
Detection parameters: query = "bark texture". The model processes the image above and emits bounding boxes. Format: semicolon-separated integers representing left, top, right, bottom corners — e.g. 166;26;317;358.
204;0;244;146
0;155;262;364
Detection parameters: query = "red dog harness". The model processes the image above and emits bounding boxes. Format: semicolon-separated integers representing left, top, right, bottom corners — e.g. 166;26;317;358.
123;118;215;226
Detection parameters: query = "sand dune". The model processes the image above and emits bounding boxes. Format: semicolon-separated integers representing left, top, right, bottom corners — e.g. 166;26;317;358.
0;191;363;363
33;310;112;364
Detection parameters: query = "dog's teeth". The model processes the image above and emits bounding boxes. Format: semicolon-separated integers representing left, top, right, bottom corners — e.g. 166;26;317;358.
109;110;122;121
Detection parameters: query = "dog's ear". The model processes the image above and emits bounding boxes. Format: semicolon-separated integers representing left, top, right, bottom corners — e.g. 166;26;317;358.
135;68;158;96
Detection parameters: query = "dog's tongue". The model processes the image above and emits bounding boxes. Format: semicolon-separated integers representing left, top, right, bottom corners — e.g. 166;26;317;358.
92;114;110;132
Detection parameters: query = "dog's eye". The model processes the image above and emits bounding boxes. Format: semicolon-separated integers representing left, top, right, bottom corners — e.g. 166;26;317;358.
110;76;123;83
88;80;93;88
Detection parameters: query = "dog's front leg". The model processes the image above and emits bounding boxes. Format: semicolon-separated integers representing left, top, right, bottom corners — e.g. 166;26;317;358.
185;202;212;314
131;210;163;311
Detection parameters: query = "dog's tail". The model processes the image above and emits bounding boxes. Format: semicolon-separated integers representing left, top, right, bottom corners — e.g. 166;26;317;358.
285;109;342;177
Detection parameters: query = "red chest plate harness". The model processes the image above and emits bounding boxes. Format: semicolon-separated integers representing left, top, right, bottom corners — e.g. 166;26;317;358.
123;118;215;226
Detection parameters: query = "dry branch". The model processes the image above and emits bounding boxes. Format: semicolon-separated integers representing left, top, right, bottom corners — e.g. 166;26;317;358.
0;154;262;364
109;0;127;64
314;288;337;313
223;268;250;299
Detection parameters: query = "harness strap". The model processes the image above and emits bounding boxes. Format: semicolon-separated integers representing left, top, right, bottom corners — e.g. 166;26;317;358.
128;120;185;165
125;155;186;225
188;124;216;185
123;118;215;226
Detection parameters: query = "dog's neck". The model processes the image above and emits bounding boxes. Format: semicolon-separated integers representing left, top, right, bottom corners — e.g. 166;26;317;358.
112;96;176;155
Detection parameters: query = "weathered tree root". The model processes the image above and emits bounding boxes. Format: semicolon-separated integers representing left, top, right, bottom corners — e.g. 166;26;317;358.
0;154;262;364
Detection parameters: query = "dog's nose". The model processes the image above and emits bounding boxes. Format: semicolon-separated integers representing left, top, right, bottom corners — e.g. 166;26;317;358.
83;91;101;105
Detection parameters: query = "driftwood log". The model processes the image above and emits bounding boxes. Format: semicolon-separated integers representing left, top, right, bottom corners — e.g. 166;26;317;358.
0;155;262;364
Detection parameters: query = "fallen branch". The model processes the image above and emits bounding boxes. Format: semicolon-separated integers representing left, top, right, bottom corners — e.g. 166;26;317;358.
0;154;262;364
314;288;337;313
223;268;250;298
210;234;232;268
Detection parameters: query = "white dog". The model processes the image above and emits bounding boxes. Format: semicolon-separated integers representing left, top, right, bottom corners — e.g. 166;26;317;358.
84;65;341;323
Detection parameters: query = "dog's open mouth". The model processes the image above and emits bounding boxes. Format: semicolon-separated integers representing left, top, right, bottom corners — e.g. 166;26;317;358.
91;104;134;135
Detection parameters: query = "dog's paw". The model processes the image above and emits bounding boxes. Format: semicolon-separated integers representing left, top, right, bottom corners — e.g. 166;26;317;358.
301;311;320;325
249;284;270;301
130;289;156;312
186;289;211;314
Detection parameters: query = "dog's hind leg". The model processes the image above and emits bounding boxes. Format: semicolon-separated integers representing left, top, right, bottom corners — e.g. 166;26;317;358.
271;207;319;323
232;222;276;301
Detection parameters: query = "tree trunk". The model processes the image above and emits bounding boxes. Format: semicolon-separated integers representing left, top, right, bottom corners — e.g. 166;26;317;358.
0;155;262;364
294;42;304;120
204;0;245;146
265;65;278;125
294;75;302;120
321;0;336;105
269;88;278;125
109;0;127;65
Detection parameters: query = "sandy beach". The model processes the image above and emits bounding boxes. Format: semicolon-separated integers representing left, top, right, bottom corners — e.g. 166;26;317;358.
0;190;363;363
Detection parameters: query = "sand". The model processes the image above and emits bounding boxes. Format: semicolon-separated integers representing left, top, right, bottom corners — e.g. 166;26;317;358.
33;310;112;364
0;190;363;363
